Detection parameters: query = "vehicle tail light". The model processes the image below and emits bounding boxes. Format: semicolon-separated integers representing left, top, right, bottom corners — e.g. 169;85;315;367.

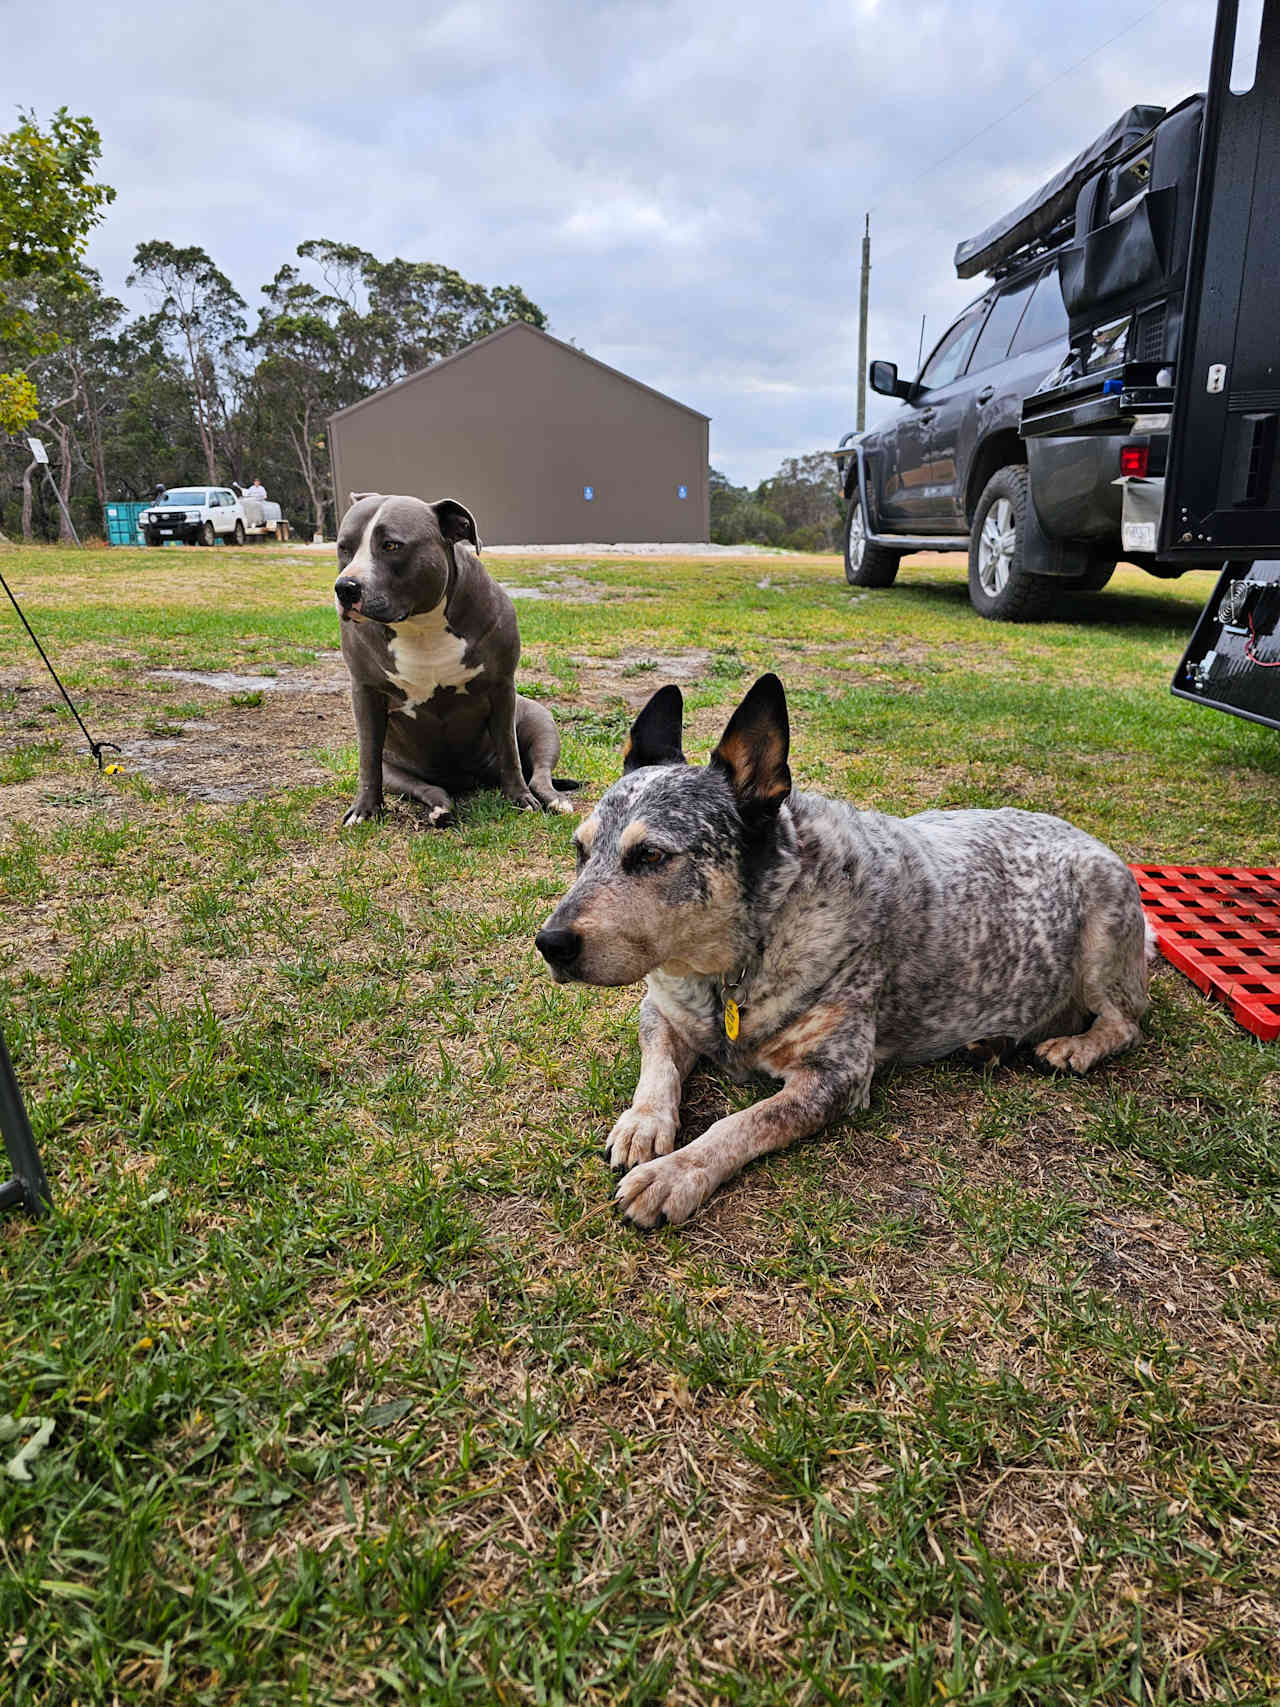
1120;444;1149;477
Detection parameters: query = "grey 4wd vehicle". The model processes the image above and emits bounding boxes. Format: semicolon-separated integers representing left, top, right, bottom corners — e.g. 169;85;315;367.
840;102;1204;620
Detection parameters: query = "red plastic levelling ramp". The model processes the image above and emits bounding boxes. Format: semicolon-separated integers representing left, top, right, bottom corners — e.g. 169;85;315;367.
1130;865;1280;1043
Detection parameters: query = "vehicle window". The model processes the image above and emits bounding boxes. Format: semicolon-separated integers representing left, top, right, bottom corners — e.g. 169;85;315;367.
917;303;988;390
1008;268;1069;355
967;279;1035;372
164;489;208;505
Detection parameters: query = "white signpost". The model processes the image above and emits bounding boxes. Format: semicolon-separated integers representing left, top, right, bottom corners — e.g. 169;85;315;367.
25;438;81;544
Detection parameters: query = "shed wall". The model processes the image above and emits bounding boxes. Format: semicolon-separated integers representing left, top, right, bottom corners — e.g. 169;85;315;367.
328;329;708;545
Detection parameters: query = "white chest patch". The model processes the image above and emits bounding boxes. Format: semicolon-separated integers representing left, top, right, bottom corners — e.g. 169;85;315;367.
385;606;481;714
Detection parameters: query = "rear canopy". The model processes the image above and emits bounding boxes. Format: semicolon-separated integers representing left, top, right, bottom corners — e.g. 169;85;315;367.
954;105;1167;279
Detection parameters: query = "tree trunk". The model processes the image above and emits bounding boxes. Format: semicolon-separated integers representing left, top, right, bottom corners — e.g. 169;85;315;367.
181;323;219;483
286;407;327;541
54;421;75;543
77;362;108;506
20;460;36;543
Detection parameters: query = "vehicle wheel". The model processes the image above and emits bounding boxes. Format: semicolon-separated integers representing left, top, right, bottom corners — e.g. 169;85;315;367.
1067;557;1115;592
145;531;161;548
200;521;216;547
843;498;901;587
968;466;1058;621
232;520;246;545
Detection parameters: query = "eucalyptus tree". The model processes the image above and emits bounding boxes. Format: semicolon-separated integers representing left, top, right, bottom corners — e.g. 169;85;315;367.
249;263;355;539
127;241;246;483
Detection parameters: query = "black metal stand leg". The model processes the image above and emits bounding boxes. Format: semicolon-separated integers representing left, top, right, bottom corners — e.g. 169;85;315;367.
0;1024;51;1219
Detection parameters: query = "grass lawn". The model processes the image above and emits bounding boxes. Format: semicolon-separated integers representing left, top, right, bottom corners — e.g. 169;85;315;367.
1;541;1278;1705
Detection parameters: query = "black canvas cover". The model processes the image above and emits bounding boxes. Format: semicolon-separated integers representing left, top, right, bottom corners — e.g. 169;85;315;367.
1059;95;1204;367
954;105;1166;279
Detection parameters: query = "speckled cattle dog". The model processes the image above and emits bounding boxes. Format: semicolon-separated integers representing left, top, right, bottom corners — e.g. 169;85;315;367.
334;493;574;827
535;674;1151;1230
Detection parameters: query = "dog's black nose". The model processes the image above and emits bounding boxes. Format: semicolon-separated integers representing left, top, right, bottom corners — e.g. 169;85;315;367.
334;577;361;609
535;926;581;969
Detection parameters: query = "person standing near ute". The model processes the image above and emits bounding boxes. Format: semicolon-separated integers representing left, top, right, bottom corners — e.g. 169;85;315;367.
245;476;266;502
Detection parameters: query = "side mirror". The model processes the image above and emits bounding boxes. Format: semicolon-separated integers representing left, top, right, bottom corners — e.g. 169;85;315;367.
870;359;913;400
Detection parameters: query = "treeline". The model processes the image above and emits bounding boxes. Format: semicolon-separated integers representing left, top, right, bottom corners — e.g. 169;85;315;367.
2;111;847;552
0;239;546;542
711;453;846;552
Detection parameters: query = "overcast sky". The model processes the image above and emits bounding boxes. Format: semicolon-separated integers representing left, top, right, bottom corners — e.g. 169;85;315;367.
5;0;1216;486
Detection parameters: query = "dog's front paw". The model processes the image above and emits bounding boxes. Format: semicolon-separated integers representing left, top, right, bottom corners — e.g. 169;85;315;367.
342;794;385;827
605;1107;677;1171
546;794;577;816
503;784;541;813
1034;1034;1097;1075
614;1150;712;1230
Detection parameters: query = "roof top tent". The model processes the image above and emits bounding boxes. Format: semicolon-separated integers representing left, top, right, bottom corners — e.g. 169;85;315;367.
1000;94;1207;426
953;105;1167;281
1018;0;1280;733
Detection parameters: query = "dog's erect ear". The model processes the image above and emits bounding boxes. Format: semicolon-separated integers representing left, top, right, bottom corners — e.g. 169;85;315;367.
710;674;791;817
433;498;480;553
348;491;380;506
623;684;686;773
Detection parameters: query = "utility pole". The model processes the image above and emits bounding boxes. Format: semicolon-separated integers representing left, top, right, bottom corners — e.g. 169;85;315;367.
856;213;871;432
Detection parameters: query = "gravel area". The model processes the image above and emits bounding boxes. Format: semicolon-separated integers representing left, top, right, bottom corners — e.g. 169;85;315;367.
289;540;813;558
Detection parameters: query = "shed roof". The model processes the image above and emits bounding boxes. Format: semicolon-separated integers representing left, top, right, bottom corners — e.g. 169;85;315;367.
327;321;710;427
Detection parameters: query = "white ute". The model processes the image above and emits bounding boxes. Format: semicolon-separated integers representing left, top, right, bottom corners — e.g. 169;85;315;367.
138;486;291;546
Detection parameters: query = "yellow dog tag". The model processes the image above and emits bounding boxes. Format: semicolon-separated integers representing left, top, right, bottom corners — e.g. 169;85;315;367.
723;999;739;1041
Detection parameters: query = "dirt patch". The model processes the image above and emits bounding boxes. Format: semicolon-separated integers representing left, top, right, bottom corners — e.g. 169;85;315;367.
150;664;347;695
499;571;643;603
123;665;349;802
568;649;713;708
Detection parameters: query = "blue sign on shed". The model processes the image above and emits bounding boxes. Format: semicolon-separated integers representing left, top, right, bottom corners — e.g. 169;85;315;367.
677;484;688;500
583;485;594;501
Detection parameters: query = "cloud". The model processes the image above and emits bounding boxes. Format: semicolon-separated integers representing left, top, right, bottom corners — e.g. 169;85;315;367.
3;0;1216;483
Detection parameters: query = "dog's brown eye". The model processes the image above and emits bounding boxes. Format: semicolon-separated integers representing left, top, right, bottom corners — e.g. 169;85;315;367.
638;847;670;867
382;538;401;553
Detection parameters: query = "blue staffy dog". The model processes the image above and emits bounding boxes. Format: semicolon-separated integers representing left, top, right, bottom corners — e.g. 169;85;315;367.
334;493;574;827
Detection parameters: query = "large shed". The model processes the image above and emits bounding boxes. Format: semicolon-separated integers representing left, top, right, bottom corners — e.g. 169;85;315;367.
326;322;709;545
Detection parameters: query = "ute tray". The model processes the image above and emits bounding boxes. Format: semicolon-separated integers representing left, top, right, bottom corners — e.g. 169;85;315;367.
1021;366;1175;439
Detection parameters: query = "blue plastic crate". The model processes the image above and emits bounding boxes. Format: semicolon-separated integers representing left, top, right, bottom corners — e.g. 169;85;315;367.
103;501;149;546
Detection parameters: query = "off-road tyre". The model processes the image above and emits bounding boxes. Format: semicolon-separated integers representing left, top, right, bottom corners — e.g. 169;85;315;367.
1066;557;1115;592
232;520;246;545
145;531;162;547
844;497;901;588
200;521;216;547
968;465;1058;622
